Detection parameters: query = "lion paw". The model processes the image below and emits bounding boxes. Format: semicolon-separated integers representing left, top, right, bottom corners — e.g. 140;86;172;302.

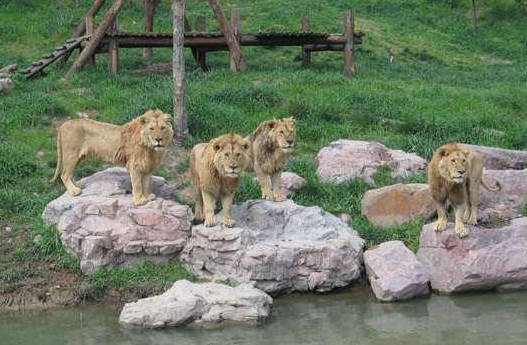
146;193;156;201
273;192;286;202
204;215;217;227
434;219;447;232
194;209;204;221
133;196;148;206
455;224;469;238
68;186;82;196
223;217;235;228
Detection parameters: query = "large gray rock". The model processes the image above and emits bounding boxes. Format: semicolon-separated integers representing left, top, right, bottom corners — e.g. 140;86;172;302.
316;140;426;186
417;218;527;294
361;183;435;228
119;280;272;328
364;241;429;302
280;172;306;197
43;168;193;274
181;200;365;294
463;144;527;170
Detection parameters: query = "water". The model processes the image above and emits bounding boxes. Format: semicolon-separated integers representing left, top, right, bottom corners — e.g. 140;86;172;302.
2;289;527;345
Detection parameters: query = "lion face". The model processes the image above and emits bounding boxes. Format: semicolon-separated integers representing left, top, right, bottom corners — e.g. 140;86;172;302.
438;149;471;184
140;110;174;151
212;134;250;178
268;117;296;153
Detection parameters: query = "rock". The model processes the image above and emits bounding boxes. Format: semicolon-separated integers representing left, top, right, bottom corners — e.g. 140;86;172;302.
119;280;272;328
181;199;365;295
0;64;17;73
463;144;527;170
42;167;193;274
364;241;429;302
417;218;527;293
0;77;14;92
316;140;426;186
478;169;527;223
280;172;306;197
361;183;435;228
337;213;352;223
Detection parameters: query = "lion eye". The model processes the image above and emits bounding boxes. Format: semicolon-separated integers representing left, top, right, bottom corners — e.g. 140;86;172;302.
160;126;166;130
236;152;241;157
225;153;230;157
150;127;154;131
280;131;284;134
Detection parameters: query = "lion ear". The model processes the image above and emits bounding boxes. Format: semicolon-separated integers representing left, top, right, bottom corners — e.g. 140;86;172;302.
139;116;148;125
212;140;222;151
241;139;250;151
267;120;278;129
161;112;172;125
284;117;296;125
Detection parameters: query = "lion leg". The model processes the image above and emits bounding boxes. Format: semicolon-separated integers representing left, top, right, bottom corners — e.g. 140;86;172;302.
142;174;155;201
202;191;217;227
221;193;235;227
271;171;285;202
194;185;204;221
130;170;148;205
433;200;448;232
466;178;480;225
454;204;469;238
256;171;272;201
61;152;82;196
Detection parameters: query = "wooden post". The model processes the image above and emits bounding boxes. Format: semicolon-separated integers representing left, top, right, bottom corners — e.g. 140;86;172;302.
301;17;311;67
60;0;107;64
472;0;478;33
143;0;162;58
108;18;119;74
172;0;188;141
63;0;125;81
195;16;208;71
85;14;95;66
230;9;242;72
208;0;246;72
343;11;356;77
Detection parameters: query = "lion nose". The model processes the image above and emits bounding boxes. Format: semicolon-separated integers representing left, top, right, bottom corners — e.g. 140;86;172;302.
155;138;162;142
230;165;237;170
287;140;293;145
458;170;464;174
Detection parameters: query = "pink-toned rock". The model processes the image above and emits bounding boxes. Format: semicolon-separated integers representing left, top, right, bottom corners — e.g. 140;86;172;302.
364;241;429;302
316;140;426;186
361;183;435;228
417;218;527;294
280;172;306;197
43;168;193;274
181;199;365;295
463;144;527;170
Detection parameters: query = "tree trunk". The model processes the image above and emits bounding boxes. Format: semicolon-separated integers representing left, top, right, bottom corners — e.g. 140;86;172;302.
172;0;188;141
143;0;161;57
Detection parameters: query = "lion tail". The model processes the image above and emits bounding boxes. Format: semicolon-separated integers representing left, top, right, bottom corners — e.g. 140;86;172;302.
50;129;62;183
481;175;501;192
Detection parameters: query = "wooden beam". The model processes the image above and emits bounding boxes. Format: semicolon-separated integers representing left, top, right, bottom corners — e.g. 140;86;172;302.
301;17;311;67
208;0;246;71
195;16;208;71
60;0;107;64
108;18;119;74
63;0;125;81
143;0;162;58
85;14;96;66
229;9;242;72
343;11;356;77
172;0;188;141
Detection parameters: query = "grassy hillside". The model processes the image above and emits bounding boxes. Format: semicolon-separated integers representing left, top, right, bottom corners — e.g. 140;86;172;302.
1;0;526;300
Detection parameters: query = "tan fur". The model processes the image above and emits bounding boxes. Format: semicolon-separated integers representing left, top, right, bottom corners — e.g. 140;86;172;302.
246;117;296;201
51;110;174;205
428;143;500;237
190;133;250;227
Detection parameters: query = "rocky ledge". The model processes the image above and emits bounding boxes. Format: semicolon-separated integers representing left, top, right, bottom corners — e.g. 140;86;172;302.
181;199;365;295
417;218;527;294
43;168;193;274
119;280;272;328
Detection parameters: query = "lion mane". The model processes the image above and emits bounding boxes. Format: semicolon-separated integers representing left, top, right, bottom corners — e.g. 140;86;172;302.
51;109;174;205
428;143;500;237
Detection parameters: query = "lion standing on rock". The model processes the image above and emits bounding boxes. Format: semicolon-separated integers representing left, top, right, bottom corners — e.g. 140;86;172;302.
428;143;500;238
246;118;296;202
51;110;174;205
190;133;250;227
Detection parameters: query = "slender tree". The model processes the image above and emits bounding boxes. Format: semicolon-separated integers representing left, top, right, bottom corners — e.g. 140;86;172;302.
172;0;188;141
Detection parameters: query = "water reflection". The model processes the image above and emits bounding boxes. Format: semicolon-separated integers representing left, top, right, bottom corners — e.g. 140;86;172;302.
2;289;527;345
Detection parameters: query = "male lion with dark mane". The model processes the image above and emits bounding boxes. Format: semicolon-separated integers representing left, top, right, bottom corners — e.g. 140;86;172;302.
246;117;296;202
428;143;500;238
51;109;174;205
190;133;250;227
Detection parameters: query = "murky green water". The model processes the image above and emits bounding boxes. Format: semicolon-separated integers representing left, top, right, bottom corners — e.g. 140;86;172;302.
2;289;527;345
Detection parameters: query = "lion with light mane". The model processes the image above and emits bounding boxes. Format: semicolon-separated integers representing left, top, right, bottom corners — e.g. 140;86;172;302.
190;133;250;227
428;143;500;238
246;117;296;202
51;109;174;205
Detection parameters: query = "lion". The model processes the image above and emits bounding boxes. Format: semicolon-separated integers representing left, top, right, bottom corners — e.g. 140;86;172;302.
190;133;250;227
51;109;174;206
428;143;500;237
246;117;296;202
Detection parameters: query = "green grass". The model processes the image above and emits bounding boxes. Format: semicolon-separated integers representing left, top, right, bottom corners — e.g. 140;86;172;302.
1;0;526;287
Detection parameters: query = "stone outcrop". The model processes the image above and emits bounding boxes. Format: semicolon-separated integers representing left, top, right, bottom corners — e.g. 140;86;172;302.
463;144;527;170
181;199;365;295
43;168;193;274
280;172;306;197
119;280;272;328
417;218;527;293
364;241;429;302
361;183;435;228
316;140;426;186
